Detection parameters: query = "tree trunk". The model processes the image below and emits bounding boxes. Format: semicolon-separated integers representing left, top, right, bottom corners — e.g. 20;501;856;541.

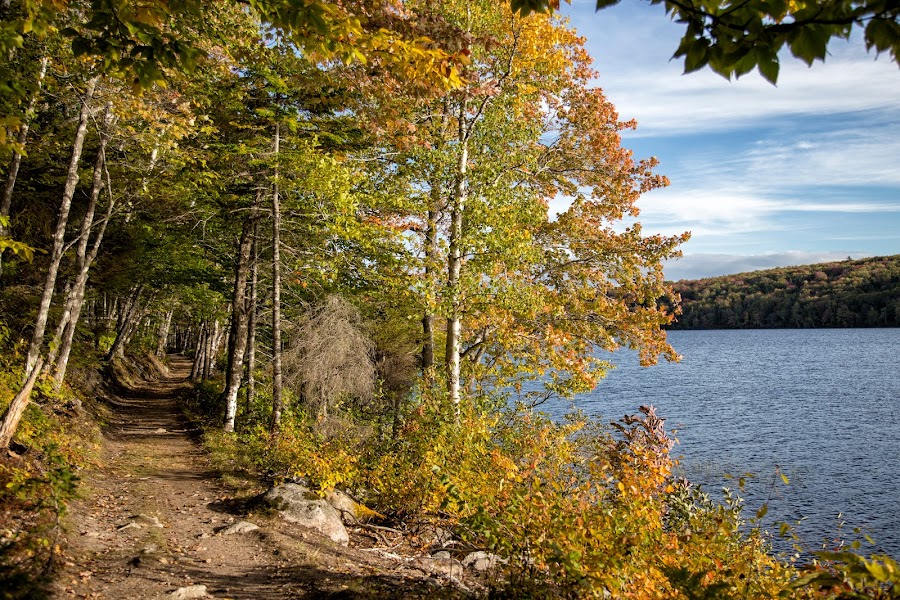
270;123;284;432
22;75;99;381
203;319;221;380
445;99;468;413
46;102;115;388
202;322;213;380
0;358;44;450
222;211;256;432
105;285;143;361
243;222;259;419
421;185;439;372
156;309;173;358
1;56;48;216
190;320;206;382
0;56;49;275
118;300;151;359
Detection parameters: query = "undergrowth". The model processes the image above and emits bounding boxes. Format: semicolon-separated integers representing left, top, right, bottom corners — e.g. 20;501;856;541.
0;348;101;600
185;378;900;599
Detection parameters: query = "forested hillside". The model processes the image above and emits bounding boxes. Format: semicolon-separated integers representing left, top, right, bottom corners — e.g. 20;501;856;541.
671;255;900;329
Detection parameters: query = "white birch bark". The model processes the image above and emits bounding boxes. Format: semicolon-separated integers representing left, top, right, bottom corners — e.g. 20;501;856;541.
270;124;284;431
445;99;469;413
22;75;99;381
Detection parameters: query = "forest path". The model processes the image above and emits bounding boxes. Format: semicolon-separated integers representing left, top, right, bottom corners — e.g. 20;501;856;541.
53;357;465;599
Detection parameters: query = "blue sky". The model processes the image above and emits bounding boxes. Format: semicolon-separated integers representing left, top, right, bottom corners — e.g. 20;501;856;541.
557;0;900;280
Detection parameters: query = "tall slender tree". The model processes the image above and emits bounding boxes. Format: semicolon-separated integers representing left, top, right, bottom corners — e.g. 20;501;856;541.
22;74;99;379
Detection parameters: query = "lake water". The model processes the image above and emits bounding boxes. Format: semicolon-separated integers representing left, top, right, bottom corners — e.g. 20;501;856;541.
544;329;900;557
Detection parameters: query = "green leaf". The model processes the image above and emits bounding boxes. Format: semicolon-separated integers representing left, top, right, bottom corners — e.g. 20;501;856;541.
865;18;899;54
866;561;889;582
788;25;830;66
683;39;710;73
757;52;779;85
71;37;92;57
755;503;768;519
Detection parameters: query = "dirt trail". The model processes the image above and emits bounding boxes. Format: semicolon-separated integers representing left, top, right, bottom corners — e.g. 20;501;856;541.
54;357;469;599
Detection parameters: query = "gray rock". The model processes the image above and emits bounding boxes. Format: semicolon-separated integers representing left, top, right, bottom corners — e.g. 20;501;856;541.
432;550;452;560
462;551;505;572
134;514;165;528
219;520;259;535
415;555;464;578
116;522;142;532
262;483;349;546
169;585;207;599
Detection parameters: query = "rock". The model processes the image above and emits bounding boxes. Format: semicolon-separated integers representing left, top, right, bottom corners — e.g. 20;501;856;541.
134;514;165;528
169;584;207;599
462;551;505;572
432;551;452;560
262;483;349;546
415;555;464;579
324;489;378;524
154;428;167;434
218;520;259;535
117;522;142;532
421;526;454;548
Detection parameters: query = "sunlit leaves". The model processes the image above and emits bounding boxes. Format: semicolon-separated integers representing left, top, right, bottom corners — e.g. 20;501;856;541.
0;216;38;263
13;0;467;93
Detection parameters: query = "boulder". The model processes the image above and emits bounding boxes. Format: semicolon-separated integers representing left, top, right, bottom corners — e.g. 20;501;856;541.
462;550;505;572
262;483;349;546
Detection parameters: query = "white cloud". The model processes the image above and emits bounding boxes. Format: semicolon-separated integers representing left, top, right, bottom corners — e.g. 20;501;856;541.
606;61;900;137
564;2;900;137
741;127;900;187
632;185;900;241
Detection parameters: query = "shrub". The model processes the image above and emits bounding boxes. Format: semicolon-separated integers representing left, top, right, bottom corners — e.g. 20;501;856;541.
0;359;99;599
192;379;898;599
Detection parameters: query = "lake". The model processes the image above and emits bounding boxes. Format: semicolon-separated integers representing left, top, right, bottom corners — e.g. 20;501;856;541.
544;329;900;557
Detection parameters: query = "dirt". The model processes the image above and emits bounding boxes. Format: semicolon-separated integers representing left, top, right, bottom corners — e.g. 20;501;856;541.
53;357;478;599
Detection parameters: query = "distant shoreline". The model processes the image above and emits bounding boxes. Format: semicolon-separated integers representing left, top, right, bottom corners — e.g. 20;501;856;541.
668;254;899;329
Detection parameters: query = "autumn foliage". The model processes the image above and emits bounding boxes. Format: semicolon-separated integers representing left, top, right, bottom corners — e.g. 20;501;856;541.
1;0;896;597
